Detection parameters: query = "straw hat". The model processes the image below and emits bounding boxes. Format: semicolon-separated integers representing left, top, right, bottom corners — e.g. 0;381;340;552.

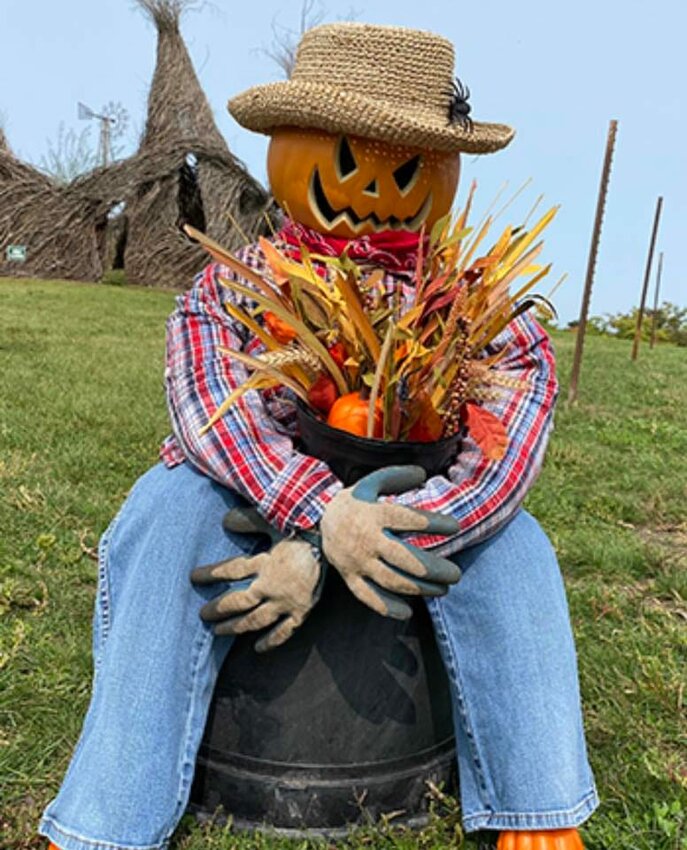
229;23;514;154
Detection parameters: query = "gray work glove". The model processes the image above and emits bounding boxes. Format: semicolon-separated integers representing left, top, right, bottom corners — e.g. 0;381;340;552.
191;508;324;653
320;466;461;620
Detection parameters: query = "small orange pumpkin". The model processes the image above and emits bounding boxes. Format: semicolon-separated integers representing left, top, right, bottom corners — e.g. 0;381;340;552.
268;128;460;239
497;829;585;850
327;391;383;438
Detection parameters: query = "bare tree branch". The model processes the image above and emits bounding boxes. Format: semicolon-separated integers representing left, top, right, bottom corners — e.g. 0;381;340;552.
39;123;98;184
260;0;327;79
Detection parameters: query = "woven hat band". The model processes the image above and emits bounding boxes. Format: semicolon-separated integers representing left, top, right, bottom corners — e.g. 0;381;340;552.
292;24;455;113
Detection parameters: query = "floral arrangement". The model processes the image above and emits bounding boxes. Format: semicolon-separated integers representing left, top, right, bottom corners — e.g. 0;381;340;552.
185;185;558;461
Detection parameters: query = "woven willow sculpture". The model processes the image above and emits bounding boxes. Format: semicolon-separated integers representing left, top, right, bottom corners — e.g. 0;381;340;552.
0;0;275;287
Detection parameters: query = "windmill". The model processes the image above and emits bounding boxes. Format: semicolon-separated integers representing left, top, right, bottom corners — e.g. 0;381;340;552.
78;101;129;168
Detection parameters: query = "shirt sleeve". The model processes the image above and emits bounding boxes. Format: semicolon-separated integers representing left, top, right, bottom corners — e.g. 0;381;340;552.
164;261;342;533
387;311;559;555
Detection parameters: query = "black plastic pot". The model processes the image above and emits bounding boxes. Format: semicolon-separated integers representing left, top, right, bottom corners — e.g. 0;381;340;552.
296;401;464;486
190;408;461;836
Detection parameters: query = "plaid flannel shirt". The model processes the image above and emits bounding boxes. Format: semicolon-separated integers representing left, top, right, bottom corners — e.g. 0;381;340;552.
161;239;558;555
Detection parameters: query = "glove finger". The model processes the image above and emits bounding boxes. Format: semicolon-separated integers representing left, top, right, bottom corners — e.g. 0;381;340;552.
409;546;462;585
216;600;282;635
254;614;301;653
191;556;258;585
200;586;262;621
367;557;450;597
346;574;413;620
385;536;462;585
352;465;427;502
377;535;431;577
380;504;460;536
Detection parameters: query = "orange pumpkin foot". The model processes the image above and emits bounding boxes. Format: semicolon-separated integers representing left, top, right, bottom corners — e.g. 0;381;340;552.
497;828;585;850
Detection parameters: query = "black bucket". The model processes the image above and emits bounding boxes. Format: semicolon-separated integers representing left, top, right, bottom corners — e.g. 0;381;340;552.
295;401;464;485
190;406;461;835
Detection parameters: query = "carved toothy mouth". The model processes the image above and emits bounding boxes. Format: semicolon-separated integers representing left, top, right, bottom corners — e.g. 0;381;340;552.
307;167;433;235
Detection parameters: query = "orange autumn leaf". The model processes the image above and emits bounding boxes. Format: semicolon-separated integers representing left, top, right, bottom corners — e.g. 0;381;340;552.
465;403;508;461
263;311;297;344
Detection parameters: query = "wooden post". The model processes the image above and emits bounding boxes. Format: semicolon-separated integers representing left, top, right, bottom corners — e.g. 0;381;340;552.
631;196;663;361
649;251;664;349
568;119;618;404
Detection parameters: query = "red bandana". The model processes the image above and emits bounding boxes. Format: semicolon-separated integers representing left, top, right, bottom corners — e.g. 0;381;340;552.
277;219;425;275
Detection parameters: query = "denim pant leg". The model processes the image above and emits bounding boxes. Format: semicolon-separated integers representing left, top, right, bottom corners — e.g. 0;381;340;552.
39;462;254;850
426;509;599;833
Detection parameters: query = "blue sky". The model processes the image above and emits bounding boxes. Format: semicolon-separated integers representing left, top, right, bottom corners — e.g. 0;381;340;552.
1;0;684;324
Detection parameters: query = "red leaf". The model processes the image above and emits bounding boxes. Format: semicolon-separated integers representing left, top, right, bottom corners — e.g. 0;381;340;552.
465;403;508;461
420;280;466;319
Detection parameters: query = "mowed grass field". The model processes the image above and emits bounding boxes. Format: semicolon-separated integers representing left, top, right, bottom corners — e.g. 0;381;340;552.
1;277;685;850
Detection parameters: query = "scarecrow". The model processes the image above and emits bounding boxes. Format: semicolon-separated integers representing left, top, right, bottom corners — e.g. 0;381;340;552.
40;23;597;850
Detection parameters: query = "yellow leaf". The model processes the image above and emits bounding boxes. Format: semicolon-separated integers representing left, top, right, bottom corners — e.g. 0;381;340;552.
501;206;559;268
183;224;288;307
224;302;278;351
218;276;348;394
217;348;310;401
367;321;395;438
199;374;275;436
223;302;311;388
334;271;381;363
397;304;424;331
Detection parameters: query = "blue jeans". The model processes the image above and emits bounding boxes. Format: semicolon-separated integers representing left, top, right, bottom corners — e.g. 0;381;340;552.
39;462;598;849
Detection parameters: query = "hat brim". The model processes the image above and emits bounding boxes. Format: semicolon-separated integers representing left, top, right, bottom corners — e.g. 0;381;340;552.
229;81;515;154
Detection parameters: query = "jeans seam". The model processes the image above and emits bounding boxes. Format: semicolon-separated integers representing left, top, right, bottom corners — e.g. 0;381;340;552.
93;500;130;670
428;596;493;812
40;815;168;850
168;624;214;836
95;526;114;660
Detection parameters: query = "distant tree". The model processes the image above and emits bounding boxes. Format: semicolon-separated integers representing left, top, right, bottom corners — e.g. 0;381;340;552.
588;302;687;347
587;316;607;335
39;108;129;185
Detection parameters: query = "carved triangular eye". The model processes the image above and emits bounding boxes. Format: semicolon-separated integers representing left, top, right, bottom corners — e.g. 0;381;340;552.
336;136;358;180
393;155;422;194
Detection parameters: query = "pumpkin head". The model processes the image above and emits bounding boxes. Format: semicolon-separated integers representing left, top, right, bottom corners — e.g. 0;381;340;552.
267;127;460;238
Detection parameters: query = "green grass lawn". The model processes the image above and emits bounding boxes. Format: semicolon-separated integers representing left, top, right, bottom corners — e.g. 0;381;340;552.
1;277;685;849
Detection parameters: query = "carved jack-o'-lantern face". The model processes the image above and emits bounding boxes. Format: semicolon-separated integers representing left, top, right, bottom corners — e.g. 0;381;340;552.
267;128;460;239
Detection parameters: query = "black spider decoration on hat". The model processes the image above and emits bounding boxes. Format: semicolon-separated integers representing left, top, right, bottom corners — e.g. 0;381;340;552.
447;77;473;133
